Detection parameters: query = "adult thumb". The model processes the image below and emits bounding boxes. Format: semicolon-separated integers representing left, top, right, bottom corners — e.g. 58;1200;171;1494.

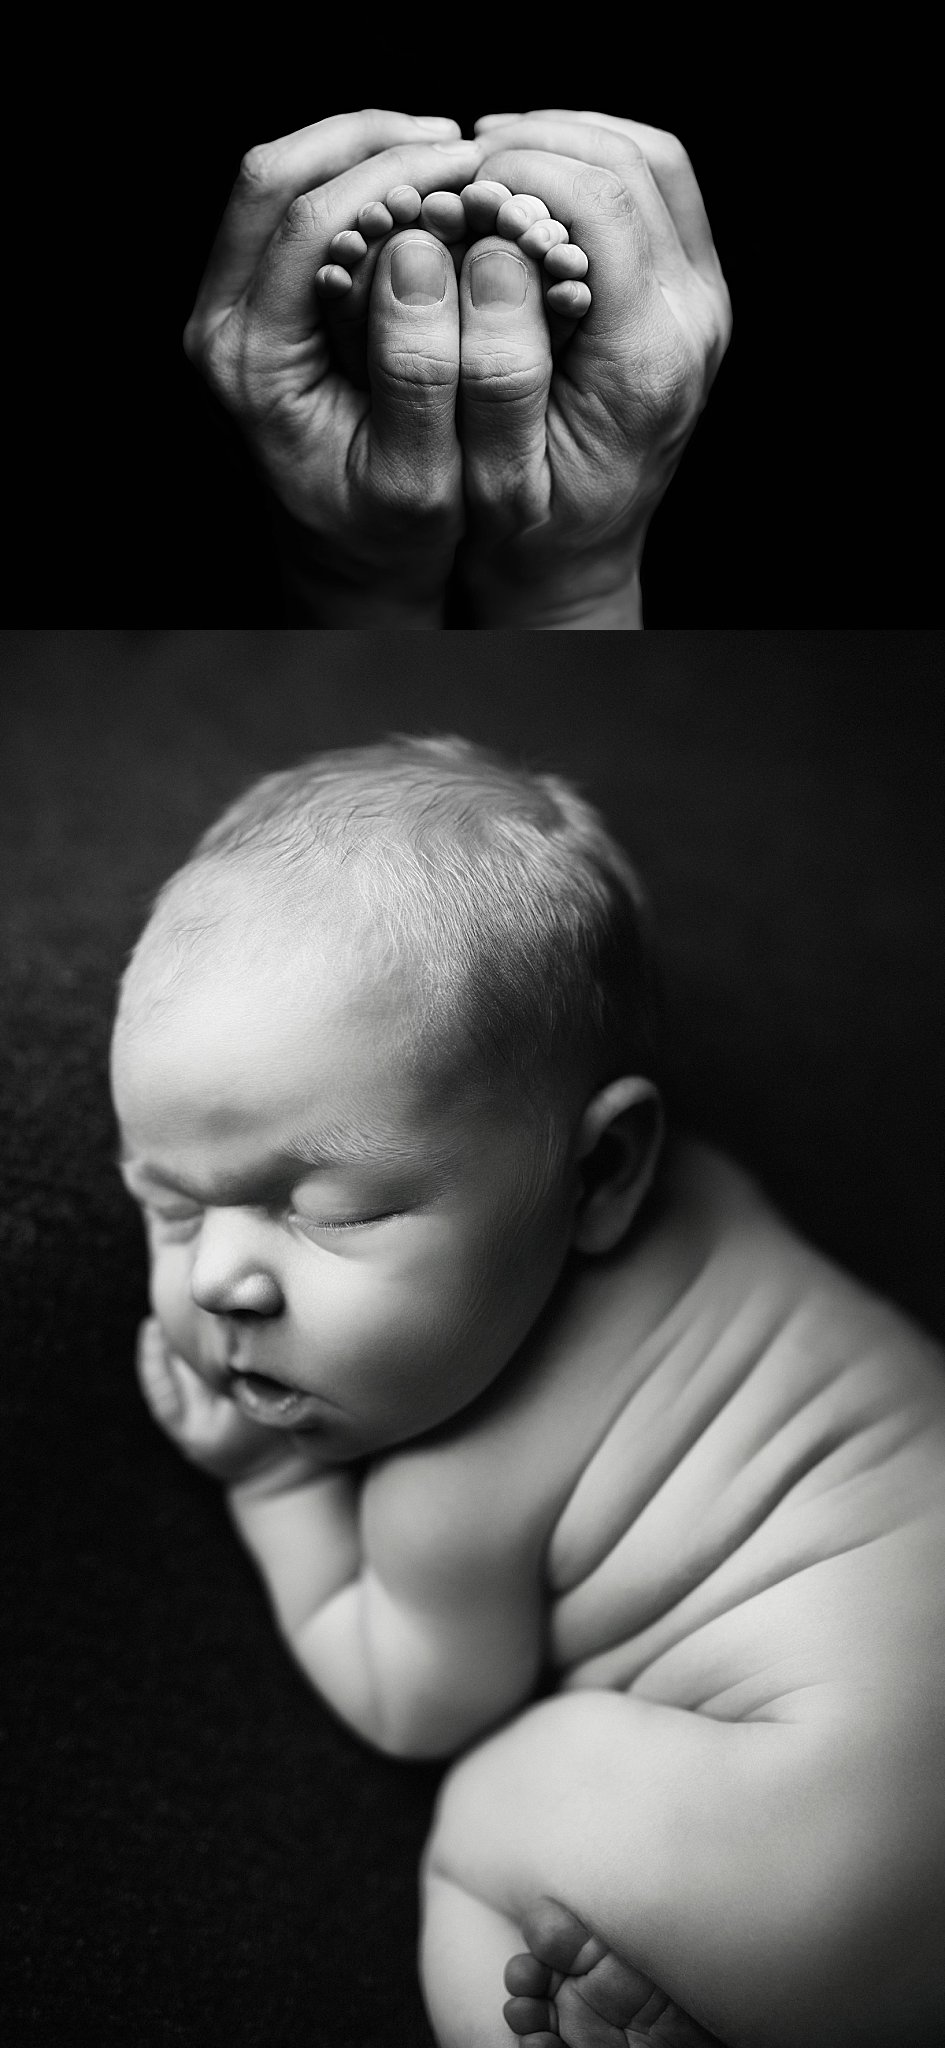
366;230;461;514
457;238;552;540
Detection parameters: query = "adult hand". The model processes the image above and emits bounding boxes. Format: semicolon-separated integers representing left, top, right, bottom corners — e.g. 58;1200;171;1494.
452;110;733;627
183;110;483;625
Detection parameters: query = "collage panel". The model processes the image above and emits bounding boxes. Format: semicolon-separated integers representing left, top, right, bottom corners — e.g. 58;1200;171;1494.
20;39;931;627
1;631;943;2046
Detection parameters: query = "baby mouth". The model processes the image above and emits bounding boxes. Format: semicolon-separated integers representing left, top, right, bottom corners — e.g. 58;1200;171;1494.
226;1366;330;1428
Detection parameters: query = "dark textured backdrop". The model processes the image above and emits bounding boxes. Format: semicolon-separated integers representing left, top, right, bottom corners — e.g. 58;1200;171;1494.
2;630;943;2045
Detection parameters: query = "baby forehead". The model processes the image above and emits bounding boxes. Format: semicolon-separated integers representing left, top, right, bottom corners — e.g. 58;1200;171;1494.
119;940;415;1066
112;892;461;1120
124;862;409;1005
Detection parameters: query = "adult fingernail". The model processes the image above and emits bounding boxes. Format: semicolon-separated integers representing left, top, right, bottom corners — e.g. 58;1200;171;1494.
412;116;460;134
470;250;528;308
390;239;450;305
433;138;479;155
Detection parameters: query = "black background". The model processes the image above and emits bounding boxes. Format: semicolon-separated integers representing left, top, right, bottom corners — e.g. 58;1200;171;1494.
15;26;936;623
2;629;943;2042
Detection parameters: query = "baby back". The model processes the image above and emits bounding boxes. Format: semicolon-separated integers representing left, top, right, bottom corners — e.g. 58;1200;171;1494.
546;1142;945;1733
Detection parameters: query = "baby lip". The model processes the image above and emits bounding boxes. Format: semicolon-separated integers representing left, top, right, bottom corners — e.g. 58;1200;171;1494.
228;1370;334;1431
231;1367;290;1395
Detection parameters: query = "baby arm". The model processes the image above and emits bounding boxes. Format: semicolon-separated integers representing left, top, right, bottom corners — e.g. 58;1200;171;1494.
230;1445;545;1760
138;1319;543;1760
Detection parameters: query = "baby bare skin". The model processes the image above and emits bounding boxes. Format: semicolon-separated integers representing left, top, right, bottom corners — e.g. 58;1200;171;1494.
114;957;945;2047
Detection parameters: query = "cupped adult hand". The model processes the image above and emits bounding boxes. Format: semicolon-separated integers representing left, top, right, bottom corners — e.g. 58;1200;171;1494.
452;110;733;627
183;109;484;624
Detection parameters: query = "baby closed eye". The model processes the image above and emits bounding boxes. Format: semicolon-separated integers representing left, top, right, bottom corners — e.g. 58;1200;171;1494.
142;1202;204;1241
288;1210;403;1238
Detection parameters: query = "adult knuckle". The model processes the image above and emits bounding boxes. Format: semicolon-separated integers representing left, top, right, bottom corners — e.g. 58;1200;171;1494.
461;349;548;405
648;126;692;176
375;345;457;396
615;136;645;175
236;142;282;196
716;282;735;355
279;192;319;244
577;163;633;222
182;314;205;368
191;319;243;403
183;317;222;387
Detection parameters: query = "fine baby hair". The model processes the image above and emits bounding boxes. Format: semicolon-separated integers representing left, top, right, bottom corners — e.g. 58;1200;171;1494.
127;734;661;1122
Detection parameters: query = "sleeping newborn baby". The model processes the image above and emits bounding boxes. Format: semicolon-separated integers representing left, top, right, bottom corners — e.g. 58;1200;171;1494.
111;736;945;2048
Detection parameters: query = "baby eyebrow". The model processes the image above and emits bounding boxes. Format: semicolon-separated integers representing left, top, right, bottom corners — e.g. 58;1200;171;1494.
118;1159;204;1200
117;1147;429;1206
284;1122;456;1178
118;1154;260;1205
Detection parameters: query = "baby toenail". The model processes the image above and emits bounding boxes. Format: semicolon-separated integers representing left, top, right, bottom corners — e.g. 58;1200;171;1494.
470;250;528;308
390;239;450;305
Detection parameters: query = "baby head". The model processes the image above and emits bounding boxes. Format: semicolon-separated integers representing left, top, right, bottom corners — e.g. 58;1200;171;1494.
111;735;662;1457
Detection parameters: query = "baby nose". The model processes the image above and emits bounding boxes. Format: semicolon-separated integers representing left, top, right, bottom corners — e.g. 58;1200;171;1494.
189;1214;283;1318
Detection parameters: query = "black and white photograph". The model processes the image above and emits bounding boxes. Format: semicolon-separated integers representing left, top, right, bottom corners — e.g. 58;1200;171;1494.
2;16;943;2047
11;27;936;624
2;631;943;2046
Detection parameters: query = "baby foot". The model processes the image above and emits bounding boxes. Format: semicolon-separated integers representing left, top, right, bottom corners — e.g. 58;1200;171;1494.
459;183;592;323
314;183;467;387
315;183;467;302
315;181;591;384
503;1897;723;2048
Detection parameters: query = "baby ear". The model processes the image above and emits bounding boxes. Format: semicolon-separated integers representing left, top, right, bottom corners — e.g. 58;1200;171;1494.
572;1077;663;1255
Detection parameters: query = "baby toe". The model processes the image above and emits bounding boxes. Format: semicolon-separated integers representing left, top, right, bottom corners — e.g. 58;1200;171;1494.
520;1898;606;1976
503;1996;556;2039
384;183;423;225
460;179;513;234
357;199;395;239
516;218;569;259
327;229;368;267
419;189;468;240
495;193;551;236
504;1952;555;1999
314;263;354;299
542;242;589;281
545;278;592;317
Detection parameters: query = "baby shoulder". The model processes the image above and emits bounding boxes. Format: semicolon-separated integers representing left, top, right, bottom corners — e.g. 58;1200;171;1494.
360;1419;548;1605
